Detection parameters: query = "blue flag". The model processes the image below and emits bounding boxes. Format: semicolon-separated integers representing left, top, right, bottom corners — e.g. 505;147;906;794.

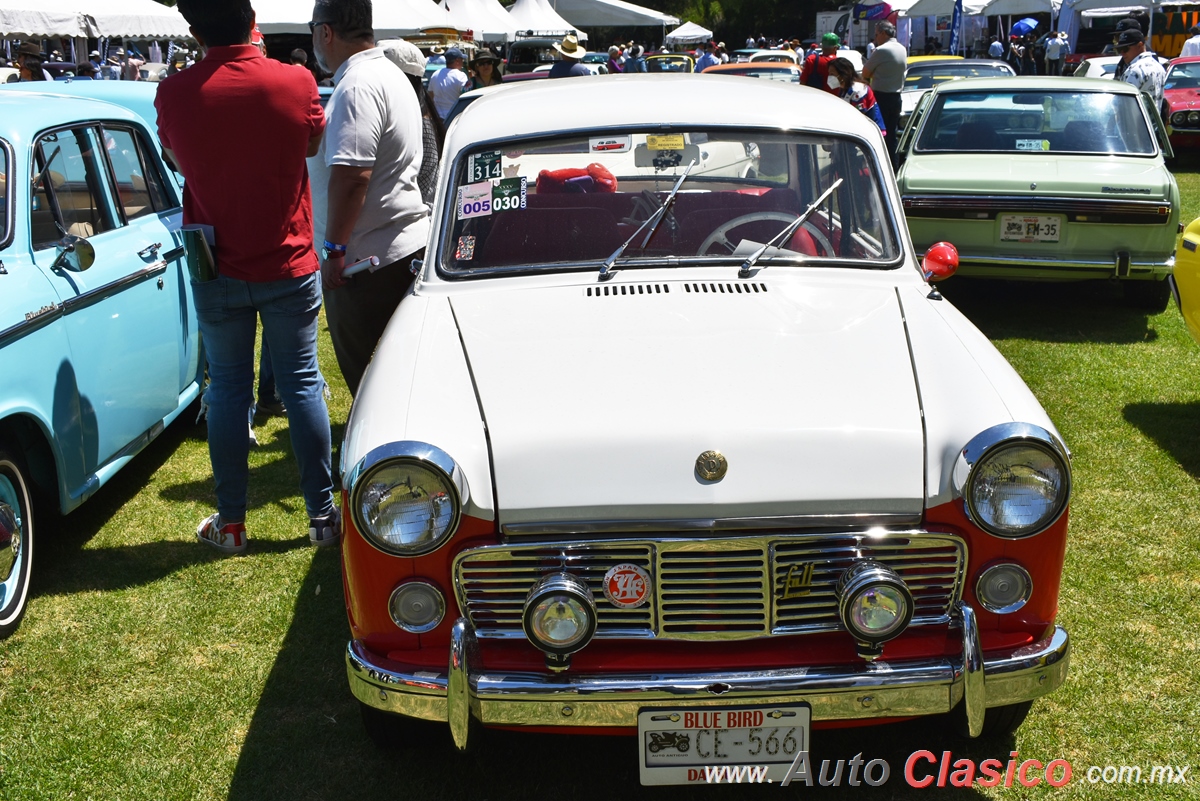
948;0;963;54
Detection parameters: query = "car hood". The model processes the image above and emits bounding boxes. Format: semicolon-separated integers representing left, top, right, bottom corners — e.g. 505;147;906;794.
899;153;1171;198
450;279;925;526
1165;88;1200;110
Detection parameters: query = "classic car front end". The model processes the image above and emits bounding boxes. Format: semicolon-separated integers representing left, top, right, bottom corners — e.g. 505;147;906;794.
1163;56;1200;150
897;77;1179;311
340;76;1070;783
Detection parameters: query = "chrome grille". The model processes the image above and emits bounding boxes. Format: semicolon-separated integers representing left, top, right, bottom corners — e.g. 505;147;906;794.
453;531;965;641
772;535;964;633
455;544;655;638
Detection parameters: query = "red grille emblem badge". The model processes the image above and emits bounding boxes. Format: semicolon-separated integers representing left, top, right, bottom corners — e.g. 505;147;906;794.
603;563;651;609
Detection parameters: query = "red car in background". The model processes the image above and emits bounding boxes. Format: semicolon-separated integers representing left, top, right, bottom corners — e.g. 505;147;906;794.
1163;56;1200;149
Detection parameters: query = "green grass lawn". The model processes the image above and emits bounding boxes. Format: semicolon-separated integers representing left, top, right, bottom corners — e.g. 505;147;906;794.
5;173;1200;800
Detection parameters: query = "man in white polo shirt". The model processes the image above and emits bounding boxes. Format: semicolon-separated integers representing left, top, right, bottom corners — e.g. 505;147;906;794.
310;0;430;398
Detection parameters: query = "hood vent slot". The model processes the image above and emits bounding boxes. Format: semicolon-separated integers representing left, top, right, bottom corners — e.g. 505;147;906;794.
587;284;670;297
585;282;768;298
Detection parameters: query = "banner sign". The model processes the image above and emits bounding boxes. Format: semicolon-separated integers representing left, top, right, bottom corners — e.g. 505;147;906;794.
853;3;893;21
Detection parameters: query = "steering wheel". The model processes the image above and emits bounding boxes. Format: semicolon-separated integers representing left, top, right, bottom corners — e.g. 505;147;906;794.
697;211;834;257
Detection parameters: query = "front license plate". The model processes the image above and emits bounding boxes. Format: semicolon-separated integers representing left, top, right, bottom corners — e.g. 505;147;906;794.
1000;214;1062;242
637;704;811;786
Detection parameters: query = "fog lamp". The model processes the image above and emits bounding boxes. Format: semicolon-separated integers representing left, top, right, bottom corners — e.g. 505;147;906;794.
837;561;913;660
975;562;1032;614
388;580;446;633
522;573;596;669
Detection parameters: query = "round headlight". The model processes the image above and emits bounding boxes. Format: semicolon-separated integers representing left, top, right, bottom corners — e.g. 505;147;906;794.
837;561;913;644
1174;111;1188;126
522;573;597;655
351;452;463;556
975;562;1032;614
389;580;446;633
954;424;1070;539
1189;111;1200;125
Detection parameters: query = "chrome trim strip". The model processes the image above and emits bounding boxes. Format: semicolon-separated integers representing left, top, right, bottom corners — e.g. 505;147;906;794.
501;513;922;536
61;262;168;315
0;138;13;251
161;246;185;262
347;614;1071;750
951;253;1172;271
902;194;1171;219
951;422;1071;538
0;305;64;348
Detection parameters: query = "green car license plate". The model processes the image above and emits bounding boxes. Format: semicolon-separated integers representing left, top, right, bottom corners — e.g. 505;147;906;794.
1000;214;1062;243
637;704;811;786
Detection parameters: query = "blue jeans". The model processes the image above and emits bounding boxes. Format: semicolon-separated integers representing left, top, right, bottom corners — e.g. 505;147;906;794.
191;272;334;523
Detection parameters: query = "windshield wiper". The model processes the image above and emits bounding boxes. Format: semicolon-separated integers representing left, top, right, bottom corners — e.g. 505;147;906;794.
599;158;696;281
738;178;843;278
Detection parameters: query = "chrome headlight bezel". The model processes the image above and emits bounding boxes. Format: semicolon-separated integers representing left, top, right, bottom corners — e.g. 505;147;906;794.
346;442;469;556
952;423;1071;539
836;561;914;644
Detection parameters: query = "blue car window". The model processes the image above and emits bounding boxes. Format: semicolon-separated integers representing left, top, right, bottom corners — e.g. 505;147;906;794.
31;127;117;249
101;126;174;221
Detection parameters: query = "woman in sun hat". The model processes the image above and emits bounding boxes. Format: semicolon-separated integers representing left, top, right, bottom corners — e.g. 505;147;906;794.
469;49;502;88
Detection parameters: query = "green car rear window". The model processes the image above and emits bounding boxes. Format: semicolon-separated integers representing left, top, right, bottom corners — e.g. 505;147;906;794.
915;90;1156;155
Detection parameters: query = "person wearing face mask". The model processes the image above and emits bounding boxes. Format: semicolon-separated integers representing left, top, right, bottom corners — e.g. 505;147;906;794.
827;57;886;138
800;32;842;93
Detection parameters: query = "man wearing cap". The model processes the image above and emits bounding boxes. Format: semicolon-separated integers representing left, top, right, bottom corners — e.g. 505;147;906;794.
380;38;441;203
863;20;906;167
428;46;468;120
88;49;103;71
311;0;429;399
800;33;841;93
1116;28;1165;111
695;41;718;72
1182;25;1200;57
549;35;590;78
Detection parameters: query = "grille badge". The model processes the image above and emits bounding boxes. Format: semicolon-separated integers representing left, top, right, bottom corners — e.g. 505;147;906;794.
603;563;651;609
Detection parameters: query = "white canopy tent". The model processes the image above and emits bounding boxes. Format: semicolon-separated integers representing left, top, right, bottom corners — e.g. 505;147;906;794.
0;0;189;38
904;0;990;19
548;0;678;27
508;0;587;40
442;0;518;42
254;0;454;36
663;20;711;45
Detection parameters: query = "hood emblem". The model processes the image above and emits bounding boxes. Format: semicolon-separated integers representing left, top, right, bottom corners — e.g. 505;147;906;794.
603;563;651;608
781;563;815;599
695;450;728;481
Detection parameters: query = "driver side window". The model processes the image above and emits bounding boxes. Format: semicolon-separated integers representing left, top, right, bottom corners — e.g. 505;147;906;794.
31;127;116;249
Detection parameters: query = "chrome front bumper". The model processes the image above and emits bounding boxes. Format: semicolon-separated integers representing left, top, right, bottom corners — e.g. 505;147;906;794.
347;603;1069;750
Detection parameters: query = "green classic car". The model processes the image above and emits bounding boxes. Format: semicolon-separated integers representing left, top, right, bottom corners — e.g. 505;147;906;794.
896;76;1179;310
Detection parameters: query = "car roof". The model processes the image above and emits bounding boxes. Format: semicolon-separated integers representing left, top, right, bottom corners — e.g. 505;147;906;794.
1168;55;1200;66
907;58;1012;71
0;87;146;136
446;74;878;155
929;74;1140;94
908;55;963;64
704;62;801;72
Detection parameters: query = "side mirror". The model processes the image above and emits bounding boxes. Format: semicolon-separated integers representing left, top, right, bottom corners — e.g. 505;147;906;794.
922;241;958;282
50;235;95;272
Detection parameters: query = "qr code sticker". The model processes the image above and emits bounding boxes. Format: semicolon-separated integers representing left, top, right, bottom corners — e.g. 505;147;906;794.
456;235;477;261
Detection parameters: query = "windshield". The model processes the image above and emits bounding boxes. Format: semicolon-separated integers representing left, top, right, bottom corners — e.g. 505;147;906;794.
914;90;1156;154
441;129;900;275
1166;61;1200;89
904;62;1012;90
718;66;799;83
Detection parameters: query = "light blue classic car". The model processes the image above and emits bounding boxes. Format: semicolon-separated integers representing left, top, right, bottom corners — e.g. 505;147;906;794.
0;90;201;637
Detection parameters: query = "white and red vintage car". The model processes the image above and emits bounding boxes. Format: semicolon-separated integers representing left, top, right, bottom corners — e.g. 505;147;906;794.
339;75;1071;785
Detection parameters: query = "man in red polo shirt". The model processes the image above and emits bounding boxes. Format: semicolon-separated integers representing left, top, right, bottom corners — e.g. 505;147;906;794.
156;0;340;555
800;32;842;93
